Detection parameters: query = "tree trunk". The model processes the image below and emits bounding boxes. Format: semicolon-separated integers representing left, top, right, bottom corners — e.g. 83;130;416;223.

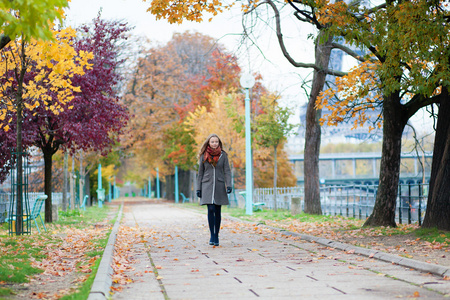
15;90;24;234
304;31;332;215
70;157;75;210
43;148;53;223
422;86;450;229
62;151;68;211
273;144;278;212
364;93;407;227
79;151;84;208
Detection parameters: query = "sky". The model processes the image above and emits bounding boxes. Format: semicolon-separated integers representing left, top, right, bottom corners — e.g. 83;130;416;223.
65;0;434;147
65;0;314;114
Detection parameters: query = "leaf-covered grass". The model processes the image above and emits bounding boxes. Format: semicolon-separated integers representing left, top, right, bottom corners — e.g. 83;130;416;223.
0;204;114;298
179;202;428;241
0;236;46;284
60;238;107;300
414;227;450;244
0;287;14;297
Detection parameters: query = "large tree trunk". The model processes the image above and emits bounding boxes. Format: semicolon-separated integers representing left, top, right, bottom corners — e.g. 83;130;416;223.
304;31;332;215
15;91;24;234
43;148;53;223
364;93;407;227
14;40;27;235
422;86;450;229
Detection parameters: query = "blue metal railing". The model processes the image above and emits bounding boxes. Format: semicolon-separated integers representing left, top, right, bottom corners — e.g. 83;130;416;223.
253;183;428;224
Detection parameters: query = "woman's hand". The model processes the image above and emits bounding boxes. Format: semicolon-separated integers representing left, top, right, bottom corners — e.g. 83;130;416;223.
196;190;201;198
226;187;232;194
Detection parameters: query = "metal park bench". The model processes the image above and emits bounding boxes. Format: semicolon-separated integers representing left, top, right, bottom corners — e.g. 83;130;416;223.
180;192;190;203
7;194;48;234
80;195;88;211
239;191;265;212
228;193;238;208
27;194;48;233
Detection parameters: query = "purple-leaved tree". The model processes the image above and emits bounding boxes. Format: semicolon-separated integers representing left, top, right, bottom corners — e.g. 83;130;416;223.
0;16;130;222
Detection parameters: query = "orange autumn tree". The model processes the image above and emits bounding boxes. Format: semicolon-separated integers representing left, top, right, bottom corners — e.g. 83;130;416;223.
123;32;232;182
185;91;247;188
317;59;383;131
145;0;367;216
164;45;242;171
185;90;296;190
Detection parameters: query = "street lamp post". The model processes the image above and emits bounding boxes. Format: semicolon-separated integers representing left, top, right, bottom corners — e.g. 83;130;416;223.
240;73;255;215
97;163;105;208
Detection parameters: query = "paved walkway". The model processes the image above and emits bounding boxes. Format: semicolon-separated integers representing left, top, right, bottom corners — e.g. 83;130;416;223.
110;201;450;299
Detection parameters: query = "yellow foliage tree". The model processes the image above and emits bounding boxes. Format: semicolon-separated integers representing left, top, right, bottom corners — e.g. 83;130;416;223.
185;91;246;170
0;27;92;130
185;90;295;189
0;27;92;232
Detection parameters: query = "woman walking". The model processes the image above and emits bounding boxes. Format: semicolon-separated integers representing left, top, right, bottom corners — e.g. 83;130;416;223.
197;134;232;246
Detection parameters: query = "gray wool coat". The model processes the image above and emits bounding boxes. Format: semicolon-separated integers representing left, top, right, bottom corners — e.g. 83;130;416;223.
197;151;232;206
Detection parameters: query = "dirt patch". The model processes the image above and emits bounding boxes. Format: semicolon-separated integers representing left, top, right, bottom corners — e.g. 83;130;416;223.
1;209;117;299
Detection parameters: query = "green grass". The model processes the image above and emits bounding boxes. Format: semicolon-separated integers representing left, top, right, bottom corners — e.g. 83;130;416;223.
0;237;44;283
58;208;112;299
0;204;114;298
227;206;359;224
0;287;14;297
180;202;421;237
414;227;450;244
181;202;362;226
57;206;109;228
59;230;111;300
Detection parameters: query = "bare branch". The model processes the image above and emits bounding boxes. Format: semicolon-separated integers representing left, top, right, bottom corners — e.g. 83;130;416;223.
293;11;312;23
246;0;346;76
331;42;366;62
288;0;322;28
404;93;441;121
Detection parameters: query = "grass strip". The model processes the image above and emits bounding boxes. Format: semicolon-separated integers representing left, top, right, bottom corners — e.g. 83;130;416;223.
0;204;114;298
180;202;450;246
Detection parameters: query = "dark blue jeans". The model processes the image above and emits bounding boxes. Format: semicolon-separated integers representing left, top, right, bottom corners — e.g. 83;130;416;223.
207;204;222;241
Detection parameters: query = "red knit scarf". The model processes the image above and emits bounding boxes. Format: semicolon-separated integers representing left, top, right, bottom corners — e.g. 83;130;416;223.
204;146;221;167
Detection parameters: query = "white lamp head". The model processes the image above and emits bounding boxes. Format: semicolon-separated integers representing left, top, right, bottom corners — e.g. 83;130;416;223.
240;73;255;89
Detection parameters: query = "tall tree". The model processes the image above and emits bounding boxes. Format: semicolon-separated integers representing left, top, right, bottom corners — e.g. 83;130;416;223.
420;2;450;229
1;18;130;222
256;94;298;211
32;17;130;221
0;27;92;230
123;32;236;181
146;0;360;215
316;0;446;227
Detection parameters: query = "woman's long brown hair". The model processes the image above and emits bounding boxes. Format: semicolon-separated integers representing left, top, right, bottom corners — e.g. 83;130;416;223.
197;133;224;161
